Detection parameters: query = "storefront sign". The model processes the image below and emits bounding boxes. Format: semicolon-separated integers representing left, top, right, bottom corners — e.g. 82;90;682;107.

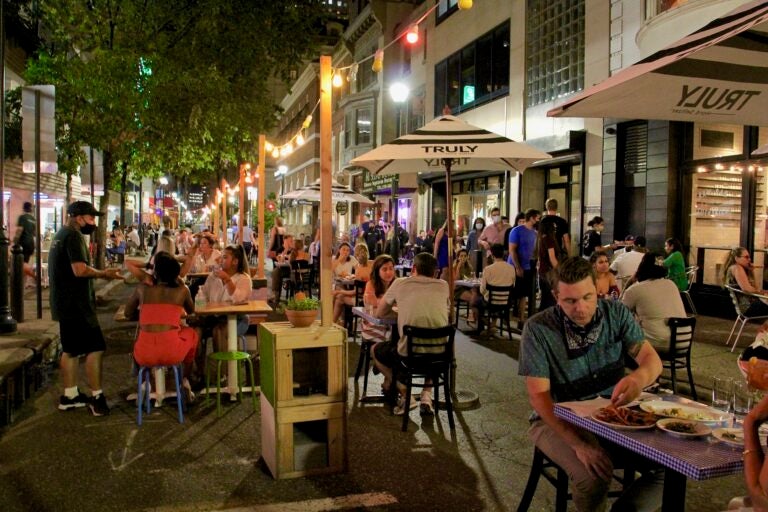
362;170;398;194
335;202;348;215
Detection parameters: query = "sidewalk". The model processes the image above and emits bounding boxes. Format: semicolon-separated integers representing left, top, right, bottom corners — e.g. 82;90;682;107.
0;274;760;512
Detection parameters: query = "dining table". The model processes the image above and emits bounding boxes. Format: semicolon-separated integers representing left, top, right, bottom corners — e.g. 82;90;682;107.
455;278;481;288
194;300;272;397
554;395;743;511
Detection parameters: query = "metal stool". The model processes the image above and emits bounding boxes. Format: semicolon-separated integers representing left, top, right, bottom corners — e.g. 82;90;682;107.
137;364;184;426
205;351;257;416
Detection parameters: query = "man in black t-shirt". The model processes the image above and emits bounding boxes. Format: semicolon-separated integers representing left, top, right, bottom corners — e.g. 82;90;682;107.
14;202;36;278
539;198;571;259
49;201;122;417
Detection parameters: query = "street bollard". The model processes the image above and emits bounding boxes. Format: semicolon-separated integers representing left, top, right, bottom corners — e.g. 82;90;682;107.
10;243;24;322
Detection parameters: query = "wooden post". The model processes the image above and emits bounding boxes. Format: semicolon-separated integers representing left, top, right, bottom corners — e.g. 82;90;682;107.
238;163;246;245
258;134;266;279
220;178;227;246
212;191;219;238
320;56;333;327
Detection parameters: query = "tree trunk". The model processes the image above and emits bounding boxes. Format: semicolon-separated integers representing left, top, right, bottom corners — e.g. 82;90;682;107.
119;162;127;226
94;151;113;270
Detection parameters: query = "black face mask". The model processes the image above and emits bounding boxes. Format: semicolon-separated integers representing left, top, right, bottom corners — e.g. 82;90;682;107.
80;223;97;235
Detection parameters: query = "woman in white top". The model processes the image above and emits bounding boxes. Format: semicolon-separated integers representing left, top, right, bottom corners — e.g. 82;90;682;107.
622;252;687;347
331;242;358;278
196;244;252;352
189;234;222;274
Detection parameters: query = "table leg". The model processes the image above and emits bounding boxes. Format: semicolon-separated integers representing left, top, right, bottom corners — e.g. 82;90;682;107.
661;470;686;512
227;314;238;397
153;367;167;405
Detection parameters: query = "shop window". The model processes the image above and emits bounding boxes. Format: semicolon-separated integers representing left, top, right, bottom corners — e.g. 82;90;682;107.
433;21;510;116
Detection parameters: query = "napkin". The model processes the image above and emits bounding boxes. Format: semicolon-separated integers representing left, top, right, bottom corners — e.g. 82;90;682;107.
558;397;612;417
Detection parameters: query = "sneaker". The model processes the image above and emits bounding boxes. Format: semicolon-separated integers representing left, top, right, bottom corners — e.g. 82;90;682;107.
393;397;419;416
58;392;89;411
419;402;435;416
88;394;111;417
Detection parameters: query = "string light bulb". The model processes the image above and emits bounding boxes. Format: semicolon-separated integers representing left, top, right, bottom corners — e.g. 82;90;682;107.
302;115;313;129
458;0;473;9
406;25;419;45
272;147;280;158
296;133;305;146
372;49;384;73
281;143;293;157
332;72;343;88
265;141;274;152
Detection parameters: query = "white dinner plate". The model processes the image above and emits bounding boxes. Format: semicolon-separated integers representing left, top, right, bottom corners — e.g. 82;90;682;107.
712;427;745;446
713;427;768;446
590;408;657;430
656;418;712;438
639;400;730;423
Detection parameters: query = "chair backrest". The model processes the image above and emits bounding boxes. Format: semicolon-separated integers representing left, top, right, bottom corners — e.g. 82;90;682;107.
403;324;455;360
685;266;698;291
726;285;748;316
354;279;366;306
668;316;696;357
485;283;514;307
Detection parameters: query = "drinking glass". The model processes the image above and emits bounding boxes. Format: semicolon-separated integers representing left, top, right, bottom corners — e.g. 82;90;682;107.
733;382;754;427
712;377;733;413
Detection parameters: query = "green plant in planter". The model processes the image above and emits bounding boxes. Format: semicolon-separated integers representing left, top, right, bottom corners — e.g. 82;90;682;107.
284;297;321;311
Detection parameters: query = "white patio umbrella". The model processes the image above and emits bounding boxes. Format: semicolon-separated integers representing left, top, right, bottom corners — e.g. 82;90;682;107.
548;0;768;125
281;178;374;204
349;115;550;298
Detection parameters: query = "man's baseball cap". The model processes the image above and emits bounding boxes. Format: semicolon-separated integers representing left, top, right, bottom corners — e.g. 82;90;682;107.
67;201;102;217
624;235;635;242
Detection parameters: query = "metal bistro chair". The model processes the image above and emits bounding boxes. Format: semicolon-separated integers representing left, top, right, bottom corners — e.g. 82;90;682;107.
726;286;768;352
656;316;698;400
397;325;456;432
680;266;698;315
482;283;516;340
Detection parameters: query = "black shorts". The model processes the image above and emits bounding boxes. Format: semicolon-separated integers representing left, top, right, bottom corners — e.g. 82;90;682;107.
21;243;34;263
373;340;402;372
59;315;106;357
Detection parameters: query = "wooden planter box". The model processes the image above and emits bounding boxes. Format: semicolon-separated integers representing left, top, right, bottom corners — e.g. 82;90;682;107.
258;321;347;479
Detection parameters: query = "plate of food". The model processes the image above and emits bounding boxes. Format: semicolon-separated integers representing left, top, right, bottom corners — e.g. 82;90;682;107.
639;400;729;424
713;427;745;446
713;427;768;446
591;406;658;430
656;418;712;438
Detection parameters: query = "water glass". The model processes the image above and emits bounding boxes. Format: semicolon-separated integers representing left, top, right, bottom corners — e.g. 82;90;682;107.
712;377;733;412
733;382;754;427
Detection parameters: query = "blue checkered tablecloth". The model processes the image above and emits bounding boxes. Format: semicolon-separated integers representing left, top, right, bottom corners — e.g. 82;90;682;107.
554;404;743;480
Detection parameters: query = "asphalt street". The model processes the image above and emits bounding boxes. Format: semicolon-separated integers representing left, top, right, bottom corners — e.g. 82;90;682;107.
0;278;756;511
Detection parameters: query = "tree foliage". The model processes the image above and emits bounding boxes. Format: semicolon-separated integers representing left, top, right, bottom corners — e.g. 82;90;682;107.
21;0;329;265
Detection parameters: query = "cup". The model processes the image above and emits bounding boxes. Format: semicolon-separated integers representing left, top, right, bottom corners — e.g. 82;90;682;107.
733;382;754;427
712;377;733;413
